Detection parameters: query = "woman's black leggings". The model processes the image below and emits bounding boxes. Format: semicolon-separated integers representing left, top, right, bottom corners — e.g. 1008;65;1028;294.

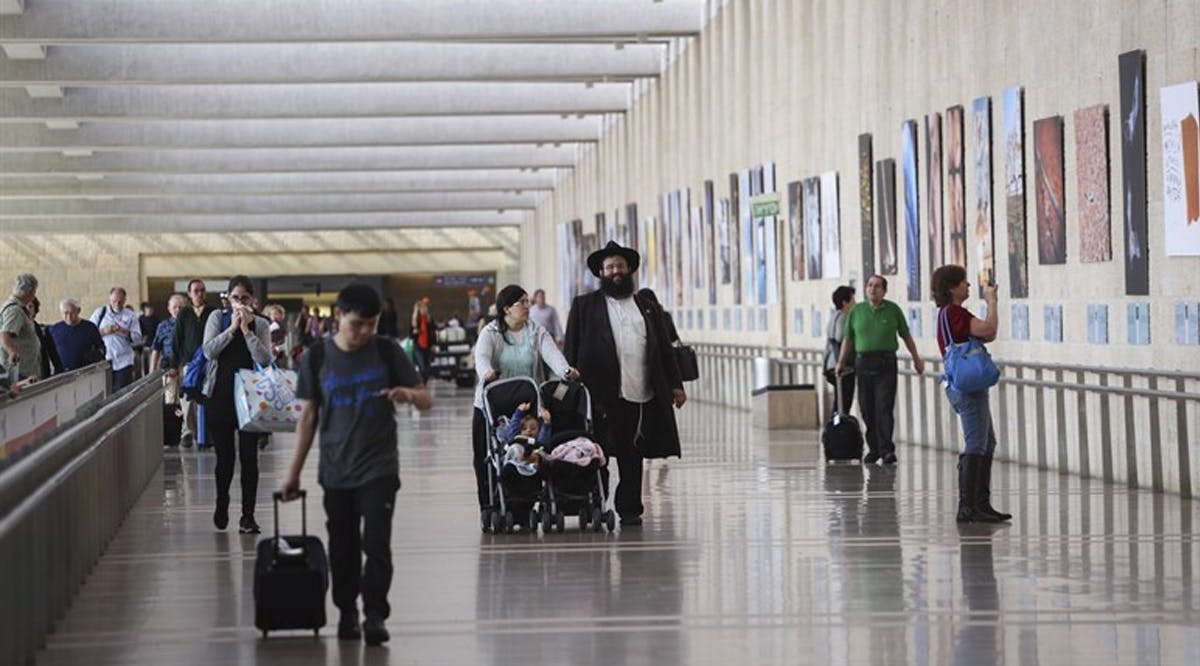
209;414;261;516
472;407;490;510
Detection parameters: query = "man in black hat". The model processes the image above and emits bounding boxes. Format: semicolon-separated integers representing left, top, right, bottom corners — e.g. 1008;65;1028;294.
564;241;686;526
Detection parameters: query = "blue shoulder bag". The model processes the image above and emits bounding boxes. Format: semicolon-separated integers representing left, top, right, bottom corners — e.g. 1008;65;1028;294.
939;307;1000;393
180;309;233;403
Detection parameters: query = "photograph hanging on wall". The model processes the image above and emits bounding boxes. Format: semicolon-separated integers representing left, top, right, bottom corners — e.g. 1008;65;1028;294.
719;198;732;285
729;173;742;304
1120;50;1150;295
821;171;842;279
973;96;996;291
902;119;921;300
595;212;607;249
1160;81;1200;256
740;170;755;305
625;203;639;253
1034;115;1067;264
1004;87;1029;298
705;181;718;303
803;176;823;280
946;105;967;267
875;158;898;275
673;190;685;308
859;134;876;278
925;112;944;271
693;202;705;293
581;231;597;292
1075;104;1113;262
657;194;669;296
787;180;805;280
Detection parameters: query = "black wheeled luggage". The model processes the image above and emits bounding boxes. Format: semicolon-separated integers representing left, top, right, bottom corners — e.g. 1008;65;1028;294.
254;490;329;638
162;403;183;447
821;375;864;462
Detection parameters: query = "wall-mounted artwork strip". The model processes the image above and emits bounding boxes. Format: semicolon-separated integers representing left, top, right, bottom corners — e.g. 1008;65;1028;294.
859;134;875;278
729;174;742;304
625;203;639;254
902;119;921;300
973;96;996;291
1161;81;1200;256
1119;50;1150;295
821;171;842;280
946;105;968;267
803;176;823;280
876;158;898;275
1003;87;1029;298
1034;115;1067;264
787;180;805;280
718;198;732;286
704;181;718;303
1074;104;1112;262
925;112;944;271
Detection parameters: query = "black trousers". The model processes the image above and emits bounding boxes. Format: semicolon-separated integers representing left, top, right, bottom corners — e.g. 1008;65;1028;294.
112;366;134;391
207;413;261;516
472;408;490;510
599;399;647;519
323;474;400;621
855;353;898;456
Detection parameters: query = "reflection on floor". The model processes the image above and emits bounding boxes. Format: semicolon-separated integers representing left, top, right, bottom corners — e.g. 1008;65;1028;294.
37;384;1200;665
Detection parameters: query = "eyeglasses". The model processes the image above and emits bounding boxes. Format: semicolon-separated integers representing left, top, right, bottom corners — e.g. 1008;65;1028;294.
229;293;251;304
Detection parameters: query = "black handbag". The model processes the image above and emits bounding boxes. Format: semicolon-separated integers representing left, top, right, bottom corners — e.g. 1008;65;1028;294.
673;344;699;382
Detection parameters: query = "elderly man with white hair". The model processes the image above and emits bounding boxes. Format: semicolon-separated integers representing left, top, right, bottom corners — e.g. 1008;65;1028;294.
91;286;144;390
1;273;43;381
49;298;106;372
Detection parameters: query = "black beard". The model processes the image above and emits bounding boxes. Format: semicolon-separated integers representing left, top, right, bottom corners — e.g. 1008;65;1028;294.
599;274;634;298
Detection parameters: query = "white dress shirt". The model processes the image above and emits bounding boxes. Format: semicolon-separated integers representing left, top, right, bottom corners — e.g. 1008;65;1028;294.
91;306;143;371
604;295;653;403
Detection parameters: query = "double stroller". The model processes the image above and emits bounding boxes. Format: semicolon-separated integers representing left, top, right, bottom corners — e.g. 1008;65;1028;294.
481;377;615;534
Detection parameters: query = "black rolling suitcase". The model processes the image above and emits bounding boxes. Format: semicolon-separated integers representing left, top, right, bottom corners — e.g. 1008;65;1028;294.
822;375;864;462
254;490;329;638
162;403;182;447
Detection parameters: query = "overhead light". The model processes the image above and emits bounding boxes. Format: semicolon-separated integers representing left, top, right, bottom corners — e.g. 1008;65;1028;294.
46;119;79;130
62;148;93;157
75;174;104;181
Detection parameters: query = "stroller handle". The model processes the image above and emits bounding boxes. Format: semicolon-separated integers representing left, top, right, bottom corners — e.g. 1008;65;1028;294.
481;375;543;426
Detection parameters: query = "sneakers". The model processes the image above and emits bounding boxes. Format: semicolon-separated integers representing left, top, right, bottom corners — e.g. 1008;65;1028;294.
363;616;389;646
238;514;261;534
337;613;362;641
213;497;229;530
881;453;898;465
863;452;881;464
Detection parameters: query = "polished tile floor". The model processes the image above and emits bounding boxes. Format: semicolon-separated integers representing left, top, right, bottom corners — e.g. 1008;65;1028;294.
37;385;1200;665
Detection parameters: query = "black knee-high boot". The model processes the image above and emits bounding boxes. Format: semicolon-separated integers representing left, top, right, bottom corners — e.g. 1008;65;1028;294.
979;455;1012;521
957;454;1006;523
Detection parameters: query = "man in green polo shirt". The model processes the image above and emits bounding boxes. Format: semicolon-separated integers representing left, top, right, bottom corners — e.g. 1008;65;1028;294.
835;274;925;464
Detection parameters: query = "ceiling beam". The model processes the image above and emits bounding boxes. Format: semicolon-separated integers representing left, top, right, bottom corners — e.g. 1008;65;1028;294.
0;144;580;174
0;43;664;85
0;211;528;234
0;0;703;44
0;116;601;150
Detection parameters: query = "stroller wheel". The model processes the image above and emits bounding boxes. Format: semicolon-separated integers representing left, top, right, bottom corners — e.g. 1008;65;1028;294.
527;509;539;531
490;510;504;534
604;510;616;532
555;511;566;533
592;507;604;532
578;508;589;530
480;509;490;534
504;512;516;534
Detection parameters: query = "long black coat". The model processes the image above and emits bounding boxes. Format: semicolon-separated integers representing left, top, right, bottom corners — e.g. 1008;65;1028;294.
564;290;683;459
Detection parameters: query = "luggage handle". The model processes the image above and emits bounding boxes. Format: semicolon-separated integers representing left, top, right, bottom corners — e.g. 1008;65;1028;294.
271;490;307;542
833;373;844;425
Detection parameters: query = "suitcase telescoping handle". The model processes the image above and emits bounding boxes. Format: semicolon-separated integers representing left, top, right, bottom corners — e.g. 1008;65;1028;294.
271;489;307;541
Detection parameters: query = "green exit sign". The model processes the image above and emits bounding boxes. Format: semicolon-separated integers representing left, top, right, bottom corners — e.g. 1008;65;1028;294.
751;201;780;217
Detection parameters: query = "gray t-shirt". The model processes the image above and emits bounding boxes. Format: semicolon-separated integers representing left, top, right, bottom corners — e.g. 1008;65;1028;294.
1;297;41;380
295;337;421;489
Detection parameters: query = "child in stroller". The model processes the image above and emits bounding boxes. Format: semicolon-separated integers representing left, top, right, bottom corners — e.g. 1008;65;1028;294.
482;377;546;534
538;379;616;532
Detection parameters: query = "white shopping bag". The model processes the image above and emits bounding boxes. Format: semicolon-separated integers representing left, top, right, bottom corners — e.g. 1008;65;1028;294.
234;364;302;433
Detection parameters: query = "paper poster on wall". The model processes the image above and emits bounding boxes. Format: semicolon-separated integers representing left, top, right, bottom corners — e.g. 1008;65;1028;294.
925;112;945;271
1011;303;1030;340
692;202;705;294
875;158;898;275
718;198;732;286
1034;116;1067;264
729;174;742;304
1003;87;1029;298
676;190;687;307
764;162;777;193
803;177;822;279
1087;303;1110;344
973;96;996;292
907;306;923;338
705;181;718;304
595;212;607;249
1074;104;1112;262
1043;304;1063;342
1120;50;1150;294
1161;81;1200;256
821;171;842;279
740;170;754;305
902;119;921;301
859;134;875;279
625;203;639;253
787;181;805;280
1127;302;1151;344
946;105;968;267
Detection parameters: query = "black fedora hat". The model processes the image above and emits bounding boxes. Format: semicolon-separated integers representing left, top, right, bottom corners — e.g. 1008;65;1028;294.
586;240;641;277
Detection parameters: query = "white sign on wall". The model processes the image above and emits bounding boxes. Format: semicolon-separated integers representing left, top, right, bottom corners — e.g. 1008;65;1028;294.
1160;81;1200;256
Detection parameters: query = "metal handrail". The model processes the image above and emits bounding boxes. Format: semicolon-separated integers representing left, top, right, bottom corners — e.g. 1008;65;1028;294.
0;359;110;406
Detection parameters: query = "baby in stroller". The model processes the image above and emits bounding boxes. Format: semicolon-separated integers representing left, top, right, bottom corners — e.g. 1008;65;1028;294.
538;380;615;532
501;402;551;477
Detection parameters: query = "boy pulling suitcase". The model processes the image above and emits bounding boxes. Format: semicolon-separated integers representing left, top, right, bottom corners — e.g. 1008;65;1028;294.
279;284;432;646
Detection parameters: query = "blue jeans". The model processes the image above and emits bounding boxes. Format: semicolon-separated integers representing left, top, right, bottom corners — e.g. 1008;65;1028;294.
944;385;997;456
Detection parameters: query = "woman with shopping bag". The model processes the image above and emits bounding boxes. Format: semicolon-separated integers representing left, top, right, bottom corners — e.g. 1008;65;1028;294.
202;275;274;534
